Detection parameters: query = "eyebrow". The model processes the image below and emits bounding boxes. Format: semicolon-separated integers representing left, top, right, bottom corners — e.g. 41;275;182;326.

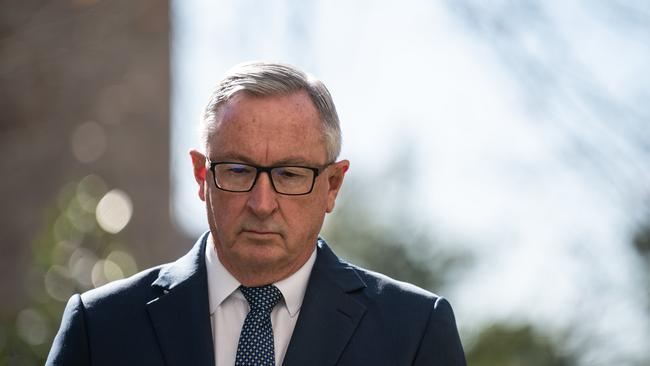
210;153;313;166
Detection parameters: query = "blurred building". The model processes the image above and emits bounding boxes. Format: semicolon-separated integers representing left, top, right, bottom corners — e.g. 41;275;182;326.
0;0;188;313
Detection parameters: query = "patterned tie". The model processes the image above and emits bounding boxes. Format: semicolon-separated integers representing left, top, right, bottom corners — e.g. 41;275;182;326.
235;285;283;366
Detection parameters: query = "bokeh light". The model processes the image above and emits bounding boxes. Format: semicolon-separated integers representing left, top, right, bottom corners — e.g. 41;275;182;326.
50;240;79;265
43;265;74;302
76;174;107;213
68;247;98;288
95;189;133;234
91;259;124;288
106;250;138;277
65;197;95;233
15;308;49;346
53;214;75;243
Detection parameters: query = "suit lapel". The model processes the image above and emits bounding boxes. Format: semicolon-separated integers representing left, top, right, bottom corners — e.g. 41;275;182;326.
146;232;215;366
283;239;367;366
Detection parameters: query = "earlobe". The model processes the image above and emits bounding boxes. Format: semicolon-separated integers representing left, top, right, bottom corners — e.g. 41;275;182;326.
189;149;207;201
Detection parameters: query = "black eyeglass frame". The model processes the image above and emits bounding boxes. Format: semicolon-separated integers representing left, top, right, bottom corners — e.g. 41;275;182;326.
208;161;330;196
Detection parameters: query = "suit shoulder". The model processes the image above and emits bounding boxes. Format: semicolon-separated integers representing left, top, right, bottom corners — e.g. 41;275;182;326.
347;264;462;338
349;264;443;306
79;264;166;310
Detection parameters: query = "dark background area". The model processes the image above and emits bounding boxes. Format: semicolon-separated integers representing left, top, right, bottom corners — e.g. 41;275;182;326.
1;1;188;362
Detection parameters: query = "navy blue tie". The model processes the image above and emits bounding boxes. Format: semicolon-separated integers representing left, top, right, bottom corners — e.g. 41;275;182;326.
235;285;283;366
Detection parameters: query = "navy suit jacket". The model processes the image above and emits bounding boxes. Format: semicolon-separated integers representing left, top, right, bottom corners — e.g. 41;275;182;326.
47;232;466;365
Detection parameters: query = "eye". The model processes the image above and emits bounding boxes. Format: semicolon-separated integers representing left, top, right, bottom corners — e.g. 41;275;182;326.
274;167;310;179
278;170;300;178
228;165;252;174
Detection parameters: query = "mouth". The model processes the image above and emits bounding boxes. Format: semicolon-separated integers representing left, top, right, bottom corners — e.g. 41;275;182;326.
241;229;281;237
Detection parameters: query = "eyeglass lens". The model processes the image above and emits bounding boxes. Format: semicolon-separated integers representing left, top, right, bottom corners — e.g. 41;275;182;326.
213;163;316;194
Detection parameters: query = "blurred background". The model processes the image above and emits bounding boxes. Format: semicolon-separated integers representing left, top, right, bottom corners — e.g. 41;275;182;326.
1;0;649;365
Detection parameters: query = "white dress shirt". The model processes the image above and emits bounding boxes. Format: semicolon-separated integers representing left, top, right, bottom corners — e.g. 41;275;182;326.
205;235;317;366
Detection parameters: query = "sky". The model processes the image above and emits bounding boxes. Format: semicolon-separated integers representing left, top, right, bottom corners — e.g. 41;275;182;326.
170;1;650;363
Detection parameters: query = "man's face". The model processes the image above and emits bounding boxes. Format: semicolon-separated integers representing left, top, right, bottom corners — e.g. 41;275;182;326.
190;91;348;286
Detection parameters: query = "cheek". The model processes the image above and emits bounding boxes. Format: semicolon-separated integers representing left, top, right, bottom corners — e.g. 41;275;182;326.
281;196;328;231
208;192;245;230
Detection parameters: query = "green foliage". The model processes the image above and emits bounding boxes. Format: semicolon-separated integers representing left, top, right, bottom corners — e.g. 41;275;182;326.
323;181;468;293
324;169;579;365
0;175;139;365
467;324;574;366
323;146;470;293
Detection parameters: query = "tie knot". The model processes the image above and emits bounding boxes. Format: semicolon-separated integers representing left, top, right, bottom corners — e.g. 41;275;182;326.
239;285;282;312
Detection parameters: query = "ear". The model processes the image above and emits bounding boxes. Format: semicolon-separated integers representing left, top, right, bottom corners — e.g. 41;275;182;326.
325;159;349;213
189;149;207;201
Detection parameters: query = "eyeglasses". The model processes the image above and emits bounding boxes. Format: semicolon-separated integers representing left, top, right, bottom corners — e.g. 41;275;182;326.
208;161;329;195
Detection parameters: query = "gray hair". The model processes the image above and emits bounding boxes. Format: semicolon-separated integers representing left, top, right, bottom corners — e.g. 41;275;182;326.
201;61;342;162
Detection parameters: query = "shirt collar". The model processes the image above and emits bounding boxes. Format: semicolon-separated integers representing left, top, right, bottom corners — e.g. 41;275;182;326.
205;235;241;315
274;245;317;317
205;233;317;317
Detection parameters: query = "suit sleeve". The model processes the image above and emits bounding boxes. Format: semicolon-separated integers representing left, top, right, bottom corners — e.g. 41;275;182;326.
413;297;467;366
46;294;91;366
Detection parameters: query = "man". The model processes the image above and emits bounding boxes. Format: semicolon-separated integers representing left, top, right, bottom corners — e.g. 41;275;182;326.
47;62;466;365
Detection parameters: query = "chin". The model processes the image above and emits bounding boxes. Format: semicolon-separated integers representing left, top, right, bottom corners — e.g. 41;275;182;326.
235;238;287;266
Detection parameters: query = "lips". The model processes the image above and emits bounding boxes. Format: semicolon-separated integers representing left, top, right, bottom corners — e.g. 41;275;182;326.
245;230;277;235
240;221;283;237
241;227;281;236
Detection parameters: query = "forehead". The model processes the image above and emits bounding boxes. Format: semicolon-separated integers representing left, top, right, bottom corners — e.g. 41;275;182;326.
207;91;327;164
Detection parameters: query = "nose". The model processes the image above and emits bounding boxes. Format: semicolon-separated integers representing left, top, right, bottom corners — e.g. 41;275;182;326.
246;171;278;218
